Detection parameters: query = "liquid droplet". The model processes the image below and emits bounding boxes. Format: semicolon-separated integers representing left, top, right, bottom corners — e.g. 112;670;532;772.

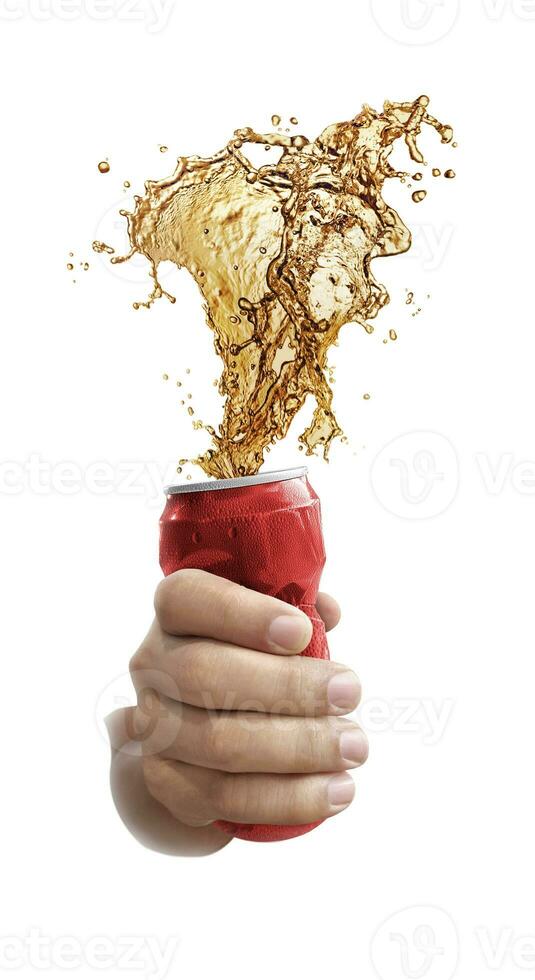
98;160;110;174
412;190;427;203
389;329;397;341
444;169;456;179
271;114;281;126
92;241;114;255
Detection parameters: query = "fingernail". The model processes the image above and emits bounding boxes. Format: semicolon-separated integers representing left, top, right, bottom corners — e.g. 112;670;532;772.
328;773;355;810
327;670;361;711
268;614;312;652
339;729;369;766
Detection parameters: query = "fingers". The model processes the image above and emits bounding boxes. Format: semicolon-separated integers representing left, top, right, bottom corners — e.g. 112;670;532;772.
136;695;369;774
131;623;361;716
316;592;341;633
154;569;313;654
143;756;356;827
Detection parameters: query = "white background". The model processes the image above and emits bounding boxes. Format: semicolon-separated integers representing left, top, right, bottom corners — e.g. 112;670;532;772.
1;2;534;979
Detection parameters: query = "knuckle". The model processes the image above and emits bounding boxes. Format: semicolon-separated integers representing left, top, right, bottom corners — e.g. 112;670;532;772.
279;658;306;713
153;576;175;629
293;718;325;771
154;569;201;629
211;772;242;819
177;642;219;701
284;784;309;824
141;755;166;803
129;641;151;677
286;776;324;824
218;582;246;634
202;716;240;772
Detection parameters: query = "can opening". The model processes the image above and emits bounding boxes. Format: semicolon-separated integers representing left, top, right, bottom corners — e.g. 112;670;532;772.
164;466;308;496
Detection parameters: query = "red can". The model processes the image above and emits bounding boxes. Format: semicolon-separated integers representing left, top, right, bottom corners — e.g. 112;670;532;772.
159;466;329;843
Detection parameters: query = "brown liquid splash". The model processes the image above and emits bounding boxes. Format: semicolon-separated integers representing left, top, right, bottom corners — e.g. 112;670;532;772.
107;95;454;478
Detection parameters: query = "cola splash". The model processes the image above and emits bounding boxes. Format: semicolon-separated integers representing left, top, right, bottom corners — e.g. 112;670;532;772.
101;95;454;477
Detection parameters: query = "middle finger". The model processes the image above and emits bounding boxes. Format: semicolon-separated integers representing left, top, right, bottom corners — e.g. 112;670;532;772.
136;695;369;774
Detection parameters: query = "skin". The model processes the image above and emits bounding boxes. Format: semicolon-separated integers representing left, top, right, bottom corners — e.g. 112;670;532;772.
106;569;368;856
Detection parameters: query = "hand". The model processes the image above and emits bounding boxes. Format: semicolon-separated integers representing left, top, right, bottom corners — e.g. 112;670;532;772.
107;569;368;855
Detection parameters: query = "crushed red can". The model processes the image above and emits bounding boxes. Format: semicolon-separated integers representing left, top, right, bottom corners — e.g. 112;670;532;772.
159;466;329;843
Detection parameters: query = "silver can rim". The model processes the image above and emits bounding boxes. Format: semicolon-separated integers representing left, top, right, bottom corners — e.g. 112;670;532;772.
164;466;308;496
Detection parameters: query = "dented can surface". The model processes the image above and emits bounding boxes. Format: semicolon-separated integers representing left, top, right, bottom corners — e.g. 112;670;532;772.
159;466;329;843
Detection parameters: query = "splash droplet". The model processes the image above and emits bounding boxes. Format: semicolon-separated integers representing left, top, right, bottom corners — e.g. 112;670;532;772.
412;190;427;203
92;241;114;255
98;160;110;174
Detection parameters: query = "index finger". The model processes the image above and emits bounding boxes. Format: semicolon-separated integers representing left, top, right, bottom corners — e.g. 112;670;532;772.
154;569;313;655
